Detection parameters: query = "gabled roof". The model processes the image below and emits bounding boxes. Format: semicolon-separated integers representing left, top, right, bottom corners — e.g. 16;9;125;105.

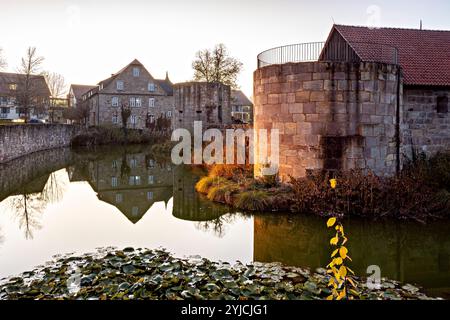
70;84;97;100
329;24;450;86
0;72;51;96
95;59;173;95
231;90;253;106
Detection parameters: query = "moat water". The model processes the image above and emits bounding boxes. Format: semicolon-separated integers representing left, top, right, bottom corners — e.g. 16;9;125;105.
0;145;449;298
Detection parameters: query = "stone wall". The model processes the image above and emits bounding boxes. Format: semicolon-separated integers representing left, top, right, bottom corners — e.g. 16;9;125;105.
253;61;400;181
0;124;81;163
173;82;232;132
402;87;450;160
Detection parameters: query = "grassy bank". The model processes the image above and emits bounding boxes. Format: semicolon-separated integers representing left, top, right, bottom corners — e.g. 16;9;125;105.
0;248;437;300
195;152;450;221
71;126;170;146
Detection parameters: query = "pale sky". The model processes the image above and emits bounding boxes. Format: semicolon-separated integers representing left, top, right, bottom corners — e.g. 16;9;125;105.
1;0;449;99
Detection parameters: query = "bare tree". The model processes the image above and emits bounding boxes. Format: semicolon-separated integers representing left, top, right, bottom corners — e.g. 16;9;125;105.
44;71;67;98
192;44;243;88
9;193;45;240
16;47;47;122
0;47;7;71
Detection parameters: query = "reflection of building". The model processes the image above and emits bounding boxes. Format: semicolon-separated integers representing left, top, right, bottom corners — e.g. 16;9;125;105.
70;149;174;223
253;215;450;298
231;90;253;124
172;165;231;222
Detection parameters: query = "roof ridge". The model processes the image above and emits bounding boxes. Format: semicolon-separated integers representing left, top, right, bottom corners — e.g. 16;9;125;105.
335;24;450;33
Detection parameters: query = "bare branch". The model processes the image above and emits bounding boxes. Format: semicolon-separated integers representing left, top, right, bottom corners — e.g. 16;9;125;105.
0;47;7;71
44;71;67;98
192;44;243;88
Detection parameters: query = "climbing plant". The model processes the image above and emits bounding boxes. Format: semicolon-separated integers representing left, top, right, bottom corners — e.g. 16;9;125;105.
326;179;358;300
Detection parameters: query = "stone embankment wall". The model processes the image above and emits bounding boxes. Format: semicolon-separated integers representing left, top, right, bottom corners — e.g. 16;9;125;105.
0;124;82;163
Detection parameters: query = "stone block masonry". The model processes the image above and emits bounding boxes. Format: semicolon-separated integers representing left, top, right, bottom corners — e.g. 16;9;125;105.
0;124;82;163
254;61;400;181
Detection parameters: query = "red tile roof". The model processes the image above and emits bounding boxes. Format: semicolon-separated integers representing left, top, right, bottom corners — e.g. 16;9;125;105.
332;25;450;86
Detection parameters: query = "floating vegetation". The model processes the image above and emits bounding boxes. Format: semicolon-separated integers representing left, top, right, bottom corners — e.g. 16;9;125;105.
0;248;439;300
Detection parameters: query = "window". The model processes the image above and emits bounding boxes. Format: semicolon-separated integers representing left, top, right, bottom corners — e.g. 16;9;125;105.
437;96;448;114
0;97;7;105
111;176;118;187
131;115;137;124
166;111;172;118
148;159;155;168
148;83;155;92
115;193;123;203
116;80;124;90
129;175;141;186
112;160;118;169
136;97;142;107
112;97;119;107
131;207;139;217
129;97;136;107
1;107;9;114
130;158;137;168
112;115;118;124
149;98;155;107
9;84;17;91
133;67;140;77
148;175;154;185
147;191;153;200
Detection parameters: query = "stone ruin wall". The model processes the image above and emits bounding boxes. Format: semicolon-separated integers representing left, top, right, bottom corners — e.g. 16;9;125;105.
253;61;400;181
173;82;232;133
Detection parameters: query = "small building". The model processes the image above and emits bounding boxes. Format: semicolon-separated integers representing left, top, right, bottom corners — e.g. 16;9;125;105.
80;59;174;130
173;82;232;132
68;84;97;109
0;72;51;122
231;89;253;124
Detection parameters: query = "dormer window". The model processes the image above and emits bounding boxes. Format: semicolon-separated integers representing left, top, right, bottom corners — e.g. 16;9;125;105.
148;82;155;92
133;67;140;77
117;80;124;91
9;84;17;91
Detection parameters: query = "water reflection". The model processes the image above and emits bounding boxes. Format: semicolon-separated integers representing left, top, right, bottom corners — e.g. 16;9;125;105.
254;215;450;298
0;146;449;298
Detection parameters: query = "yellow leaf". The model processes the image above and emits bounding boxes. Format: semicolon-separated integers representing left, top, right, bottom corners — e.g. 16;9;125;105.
339;247;348;259
331;249;339;257
330;236;338;246
337;288;346;300
346;267;355;275
327;217;336;228
334;257;343;265
326;295;334;300
329;178;337;189
339;265;347;278
347;277;357;288
328;278;335;286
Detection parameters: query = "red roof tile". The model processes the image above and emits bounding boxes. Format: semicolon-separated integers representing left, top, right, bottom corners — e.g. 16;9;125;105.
332;25;450;86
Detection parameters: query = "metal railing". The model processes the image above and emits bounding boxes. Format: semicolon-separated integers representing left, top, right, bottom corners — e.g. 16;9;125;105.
257;41;399;68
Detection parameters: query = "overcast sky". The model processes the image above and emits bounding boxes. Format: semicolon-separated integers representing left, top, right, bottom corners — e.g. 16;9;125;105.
1;0;449;98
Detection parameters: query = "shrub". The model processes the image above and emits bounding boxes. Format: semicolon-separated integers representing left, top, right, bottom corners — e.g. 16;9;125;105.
195;176;229;194
235;191;270;212
206;183;239;204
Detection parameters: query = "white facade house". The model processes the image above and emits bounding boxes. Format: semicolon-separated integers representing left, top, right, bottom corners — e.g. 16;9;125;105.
0;72;51;122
